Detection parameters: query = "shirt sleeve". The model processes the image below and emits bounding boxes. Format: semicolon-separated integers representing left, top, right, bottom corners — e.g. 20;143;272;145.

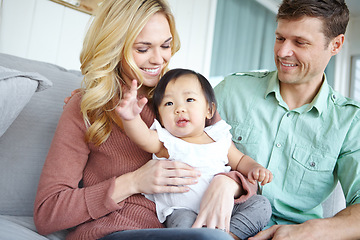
33;94;121;235
337;112;360;206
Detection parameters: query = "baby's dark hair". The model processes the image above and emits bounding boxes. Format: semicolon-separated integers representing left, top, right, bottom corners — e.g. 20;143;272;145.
152;68;217;127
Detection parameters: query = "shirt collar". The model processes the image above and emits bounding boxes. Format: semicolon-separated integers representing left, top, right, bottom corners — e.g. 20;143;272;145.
265;72;287;109
309;74;329;116
265;71;279;98
265;71;329;116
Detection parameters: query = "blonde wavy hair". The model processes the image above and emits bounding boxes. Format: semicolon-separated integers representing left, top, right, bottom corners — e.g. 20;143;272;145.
79;0;180;146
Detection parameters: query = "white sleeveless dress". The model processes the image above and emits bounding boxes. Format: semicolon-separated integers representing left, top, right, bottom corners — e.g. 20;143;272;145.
145;119;232;223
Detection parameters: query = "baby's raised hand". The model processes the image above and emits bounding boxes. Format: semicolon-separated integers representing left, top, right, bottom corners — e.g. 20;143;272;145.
116;80;148;121
248;167;273;186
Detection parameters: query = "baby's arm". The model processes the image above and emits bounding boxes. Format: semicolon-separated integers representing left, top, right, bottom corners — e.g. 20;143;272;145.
116;80;163;154
228;142;273;186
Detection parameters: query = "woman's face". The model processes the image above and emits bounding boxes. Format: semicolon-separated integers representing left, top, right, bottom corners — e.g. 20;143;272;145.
121;13;172;92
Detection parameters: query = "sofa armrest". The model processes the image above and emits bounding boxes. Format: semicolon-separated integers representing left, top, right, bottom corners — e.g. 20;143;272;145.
0;215;68;240
322;182;346;218
0;53;82;217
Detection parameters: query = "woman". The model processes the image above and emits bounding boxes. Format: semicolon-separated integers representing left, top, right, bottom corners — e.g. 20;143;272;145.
34;1;256;239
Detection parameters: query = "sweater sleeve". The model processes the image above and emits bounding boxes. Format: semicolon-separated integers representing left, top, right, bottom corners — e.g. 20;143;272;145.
217;171;258;203
33;94;121;235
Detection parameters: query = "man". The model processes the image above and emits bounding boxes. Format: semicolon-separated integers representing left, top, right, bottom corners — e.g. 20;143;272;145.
214;0;360;239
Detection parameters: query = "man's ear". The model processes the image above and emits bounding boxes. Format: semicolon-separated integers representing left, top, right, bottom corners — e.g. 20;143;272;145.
330;34;345;56
206;102;216;119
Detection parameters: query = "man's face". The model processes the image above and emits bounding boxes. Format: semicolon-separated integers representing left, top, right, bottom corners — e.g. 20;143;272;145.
274;17;334;87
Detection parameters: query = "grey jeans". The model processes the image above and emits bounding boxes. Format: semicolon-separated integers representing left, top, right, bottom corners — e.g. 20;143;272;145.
164;195;272;240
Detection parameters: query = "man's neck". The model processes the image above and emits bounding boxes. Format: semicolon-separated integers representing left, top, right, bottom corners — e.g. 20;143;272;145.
279;79;323;110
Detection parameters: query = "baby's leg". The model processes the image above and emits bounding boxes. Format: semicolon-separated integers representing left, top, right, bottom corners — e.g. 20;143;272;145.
165;209;197;228
230;195;272;239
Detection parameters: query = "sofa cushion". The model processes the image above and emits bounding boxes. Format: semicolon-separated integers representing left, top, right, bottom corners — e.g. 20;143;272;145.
0;66;52;137
0;215;68;240
0;53;83;216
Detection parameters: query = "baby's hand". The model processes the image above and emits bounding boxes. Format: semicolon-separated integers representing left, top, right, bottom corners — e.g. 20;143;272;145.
116;80;148;120
248;167;273;186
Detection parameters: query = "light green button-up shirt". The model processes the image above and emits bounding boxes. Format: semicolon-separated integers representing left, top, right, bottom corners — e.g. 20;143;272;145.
214;71;360;226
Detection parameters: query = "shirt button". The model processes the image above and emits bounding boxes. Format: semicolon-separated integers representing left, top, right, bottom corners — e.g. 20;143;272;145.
237;136;242;141
287;112;291;117
276;143;282;148
310;162;316;167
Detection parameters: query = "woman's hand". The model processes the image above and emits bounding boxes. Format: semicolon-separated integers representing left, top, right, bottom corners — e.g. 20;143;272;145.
111;159;201;203
133;159;201;194
192;175;240;233
63;89;80;108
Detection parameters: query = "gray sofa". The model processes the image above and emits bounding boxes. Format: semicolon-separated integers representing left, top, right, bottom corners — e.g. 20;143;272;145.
0;53;346;239
0;53;82;239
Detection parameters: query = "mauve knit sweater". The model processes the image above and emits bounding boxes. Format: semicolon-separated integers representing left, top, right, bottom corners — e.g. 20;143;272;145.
33;93;256;240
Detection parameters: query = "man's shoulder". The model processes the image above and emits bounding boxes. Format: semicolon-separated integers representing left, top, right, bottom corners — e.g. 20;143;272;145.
220;70;275;86
219;71;276;86
328;89;360;122
330;89;360;109
214;70;275;102
215;70;275;92
230;70;274;79
216;70;274;89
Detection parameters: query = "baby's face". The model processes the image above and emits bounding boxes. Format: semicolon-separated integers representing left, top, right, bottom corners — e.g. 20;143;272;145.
158;75;212;139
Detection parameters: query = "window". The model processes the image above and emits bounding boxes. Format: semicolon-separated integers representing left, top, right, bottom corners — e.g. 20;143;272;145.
210;0;276;79
350;55;360;101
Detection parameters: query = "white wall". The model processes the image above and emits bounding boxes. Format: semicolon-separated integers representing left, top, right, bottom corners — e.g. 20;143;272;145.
0;0;90;70
348;17;360;56
168;0;217;77
334;16;360;97
0;0;217;76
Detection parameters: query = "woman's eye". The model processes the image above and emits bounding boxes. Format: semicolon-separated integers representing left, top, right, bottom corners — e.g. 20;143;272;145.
187;98;195;102
161;44;170;49
165;102;173;106
137;48;148;53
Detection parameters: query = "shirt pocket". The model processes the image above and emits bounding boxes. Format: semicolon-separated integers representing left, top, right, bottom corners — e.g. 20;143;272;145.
230;124;261;159
284;145;337;207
